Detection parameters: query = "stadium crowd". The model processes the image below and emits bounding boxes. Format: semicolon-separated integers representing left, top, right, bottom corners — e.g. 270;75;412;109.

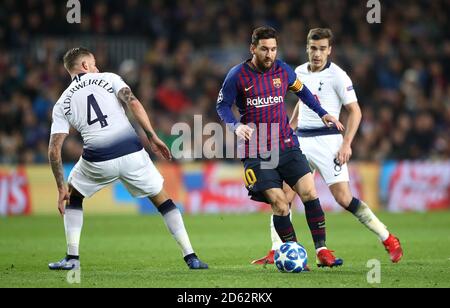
0;0;449;164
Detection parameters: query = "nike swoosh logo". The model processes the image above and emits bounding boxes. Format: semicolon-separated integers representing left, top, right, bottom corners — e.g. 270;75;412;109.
245;85;254;92
254;102;279;108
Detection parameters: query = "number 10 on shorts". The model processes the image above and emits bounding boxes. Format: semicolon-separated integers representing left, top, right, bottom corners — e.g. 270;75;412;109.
244;169;257;187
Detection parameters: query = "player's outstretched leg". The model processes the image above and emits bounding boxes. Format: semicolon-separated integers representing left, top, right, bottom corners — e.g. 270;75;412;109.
292;174;343;268
251;207;292;265
251;181;298;265
259;188;311;271
331;182;403;263
264;189;297;243
347;198;403;263
49;187;83;270
150;190;208;270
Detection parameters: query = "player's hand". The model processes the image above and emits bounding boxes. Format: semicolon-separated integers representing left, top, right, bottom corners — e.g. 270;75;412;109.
57;187;69;216
321;114;345;131
150;136;172;161
336;142;352;166
235;124;254;141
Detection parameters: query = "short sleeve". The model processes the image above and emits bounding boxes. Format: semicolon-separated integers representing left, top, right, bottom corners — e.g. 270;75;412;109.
336;71;357;105
109;73;130;96
50;103;70;135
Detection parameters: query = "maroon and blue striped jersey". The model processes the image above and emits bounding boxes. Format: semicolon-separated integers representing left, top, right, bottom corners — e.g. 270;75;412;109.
217;59;328;158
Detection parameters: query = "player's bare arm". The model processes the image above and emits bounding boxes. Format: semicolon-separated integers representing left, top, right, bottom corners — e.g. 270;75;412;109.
118;87;155;139
336;101;361;166
118;87;172;160
118;87;138;105
48;133;69;216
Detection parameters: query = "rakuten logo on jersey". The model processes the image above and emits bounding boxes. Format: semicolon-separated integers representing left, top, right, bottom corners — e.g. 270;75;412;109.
246;96;283;108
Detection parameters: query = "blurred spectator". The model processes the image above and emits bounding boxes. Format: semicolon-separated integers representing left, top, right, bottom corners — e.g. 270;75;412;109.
155;77;193;113
0;0;448;164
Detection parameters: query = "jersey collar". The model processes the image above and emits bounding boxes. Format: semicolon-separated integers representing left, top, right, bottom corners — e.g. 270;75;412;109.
72;73;86;82
307;61;331;73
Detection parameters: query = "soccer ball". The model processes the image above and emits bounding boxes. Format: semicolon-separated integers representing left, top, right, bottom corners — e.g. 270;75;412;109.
274;242;308;273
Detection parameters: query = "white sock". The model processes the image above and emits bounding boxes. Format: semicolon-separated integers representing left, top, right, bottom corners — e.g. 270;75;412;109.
270;210;292;251
64;209;83;256
353;201;389;241
161;208;194;257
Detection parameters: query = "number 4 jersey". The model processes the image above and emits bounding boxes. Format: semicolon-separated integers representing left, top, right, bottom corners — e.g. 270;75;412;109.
51;72;143;162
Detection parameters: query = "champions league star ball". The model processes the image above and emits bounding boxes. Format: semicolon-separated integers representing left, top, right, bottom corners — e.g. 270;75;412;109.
274;242;308;273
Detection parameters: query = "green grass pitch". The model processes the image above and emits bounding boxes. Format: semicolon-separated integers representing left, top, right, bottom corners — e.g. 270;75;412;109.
1;211;449;288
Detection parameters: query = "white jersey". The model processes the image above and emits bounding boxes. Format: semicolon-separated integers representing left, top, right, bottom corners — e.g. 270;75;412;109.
295;62;357;129
51;72;142;162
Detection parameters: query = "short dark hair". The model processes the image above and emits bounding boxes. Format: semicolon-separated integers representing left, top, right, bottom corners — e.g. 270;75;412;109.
251;26;278;46
307;28;334;46
63;47;92;71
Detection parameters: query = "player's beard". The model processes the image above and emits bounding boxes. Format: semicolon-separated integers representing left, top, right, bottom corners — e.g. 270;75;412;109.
255;56;274;72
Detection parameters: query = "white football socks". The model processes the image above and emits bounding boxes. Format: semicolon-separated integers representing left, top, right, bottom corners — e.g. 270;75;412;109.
161;208;195;257
353;201;389;241
64;209;83;256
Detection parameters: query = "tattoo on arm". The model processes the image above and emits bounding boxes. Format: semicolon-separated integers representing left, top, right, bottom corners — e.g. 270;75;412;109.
118;87;138;104
118;87;154;140
48;133;68;190
145;131;153;139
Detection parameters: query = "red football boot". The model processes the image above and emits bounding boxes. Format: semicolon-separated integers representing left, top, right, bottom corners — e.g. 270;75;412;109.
316;249;344;268
383;234;403;263
251;250;275;265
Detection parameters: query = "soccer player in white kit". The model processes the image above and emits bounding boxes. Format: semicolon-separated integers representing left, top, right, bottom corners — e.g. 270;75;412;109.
48;47;208;270
252;29;403;265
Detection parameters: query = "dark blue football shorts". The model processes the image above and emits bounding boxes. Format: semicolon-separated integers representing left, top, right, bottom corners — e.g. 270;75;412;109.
242;147;311;204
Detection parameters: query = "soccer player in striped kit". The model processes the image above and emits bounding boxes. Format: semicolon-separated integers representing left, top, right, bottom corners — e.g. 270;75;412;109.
253;28;403;265
217;26;344;268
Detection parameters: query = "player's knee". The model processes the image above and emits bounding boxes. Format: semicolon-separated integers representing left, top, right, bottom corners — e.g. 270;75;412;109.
299;187;318;202
333;191;352;208
283;186;297;203
273;205;290;216
270;194;290;216
149;189;170;207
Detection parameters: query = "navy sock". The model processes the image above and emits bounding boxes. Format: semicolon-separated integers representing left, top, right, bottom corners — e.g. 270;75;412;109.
304;199;326;249
346;197;361;214
66;194;83;210
66;255;79;260
157;199;177;215
273;213;297;243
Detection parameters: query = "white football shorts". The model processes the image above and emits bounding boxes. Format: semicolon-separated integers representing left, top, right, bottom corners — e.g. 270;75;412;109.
68;148;164;198
298;134;350;186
